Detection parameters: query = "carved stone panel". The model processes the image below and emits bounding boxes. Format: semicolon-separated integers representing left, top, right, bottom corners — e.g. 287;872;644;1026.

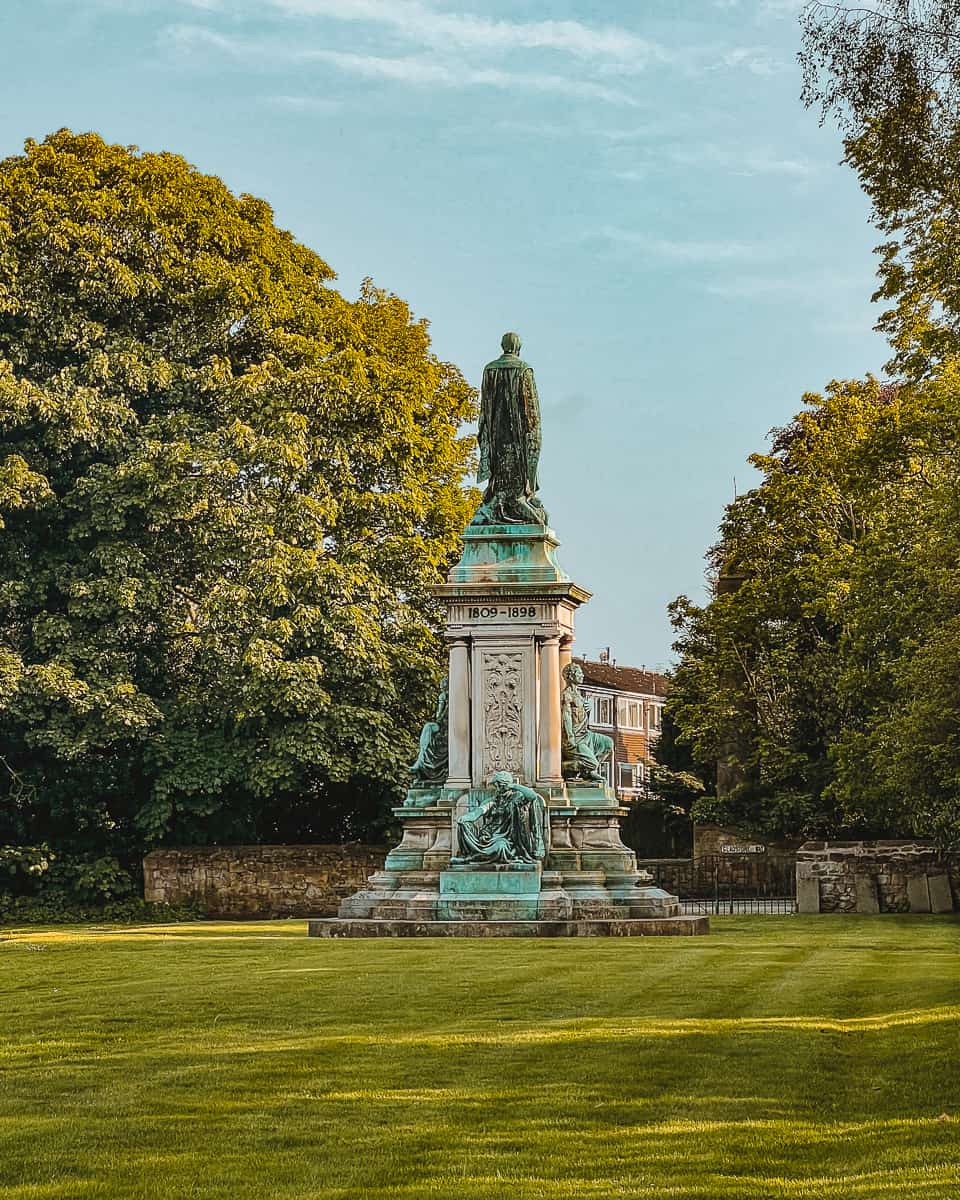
479;650;524;779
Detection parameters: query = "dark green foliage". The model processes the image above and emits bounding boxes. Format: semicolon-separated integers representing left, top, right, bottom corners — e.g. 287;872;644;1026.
625;707;704;856
0;130;477;885
801;2;960;378
0;840;201;922
0;895;200;924
670;372;960;847
665;5;960;848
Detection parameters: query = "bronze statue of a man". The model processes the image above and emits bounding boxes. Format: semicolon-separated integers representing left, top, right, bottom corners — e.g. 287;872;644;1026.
473;332;548;526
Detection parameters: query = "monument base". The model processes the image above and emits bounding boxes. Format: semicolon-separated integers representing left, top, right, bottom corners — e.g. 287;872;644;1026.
330;502;694;935
334;785;685;926
309;915;709;938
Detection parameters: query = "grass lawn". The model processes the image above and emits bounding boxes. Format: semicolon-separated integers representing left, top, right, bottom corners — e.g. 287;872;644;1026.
1;917;959;1199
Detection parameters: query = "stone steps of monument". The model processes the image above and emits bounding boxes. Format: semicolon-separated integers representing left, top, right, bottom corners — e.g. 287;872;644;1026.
309;915;709;938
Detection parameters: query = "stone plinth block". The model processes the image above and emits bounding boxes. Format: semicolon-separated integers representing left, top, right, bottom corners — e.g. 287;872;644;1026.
565;785;620;810
309;916;710;938
447;524;568;586
438;864;542;920
383;806;451;873
440;864;541;896
437;897;542;921
403;786;443;809
622;885;681;919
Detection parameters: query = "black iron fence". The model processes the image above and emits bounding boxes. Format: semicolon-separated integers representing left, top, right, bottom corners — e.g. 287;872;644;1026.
643;854;797;915
678;896;797;916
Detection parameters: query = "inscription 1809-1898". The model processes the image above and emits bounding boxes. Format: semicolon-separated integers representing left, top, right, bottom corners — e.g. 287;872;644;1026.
468;605;538;620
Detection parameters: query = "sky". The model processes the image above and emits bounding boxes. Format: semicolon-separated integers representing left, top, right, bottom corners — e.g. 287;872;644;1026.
0;0;888;670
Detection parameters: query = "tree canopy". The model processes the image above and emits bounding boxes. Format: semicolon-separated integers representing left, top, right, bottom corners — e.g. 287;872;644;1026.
669;373;960;846
664;4;960;848
802;1;960;377
0;129;476;878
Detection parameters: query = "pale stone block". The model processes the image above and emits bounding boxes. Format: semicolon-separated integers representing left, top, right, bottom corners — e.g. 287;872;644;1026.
854;874;880;914
928;874;954;914
907;874;931;913
796;865;820;913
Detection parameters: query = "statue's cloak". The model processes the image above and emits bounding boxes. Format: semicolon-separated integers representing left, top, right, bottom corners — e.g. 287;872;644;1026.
477;353;541;497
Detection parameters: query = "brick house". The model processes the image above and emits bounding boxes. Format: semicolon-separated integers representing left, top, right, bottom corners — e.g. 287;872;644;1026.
573;657;669;803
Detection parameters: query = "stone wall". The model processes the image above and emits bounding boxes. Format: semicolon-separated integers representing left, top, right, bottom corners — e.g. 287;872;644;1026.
143;844;389;918
636;859;692;895
796;841;958;914
637;853;796;899
694;824;801;867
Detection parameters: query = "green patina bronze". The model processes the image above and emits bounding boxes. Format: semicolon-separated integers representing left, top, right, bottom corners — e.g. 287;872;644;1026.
451;771;546;865
408;675;449;786
561;662;614;783
446;524;570;585
439;865;541;896
326;326;689;931
471;332;547;527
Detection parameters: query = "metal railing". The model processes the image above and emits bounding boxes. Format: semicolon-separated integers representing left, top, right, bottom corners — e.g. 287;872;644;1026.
645;854;797;915
679;896;796;916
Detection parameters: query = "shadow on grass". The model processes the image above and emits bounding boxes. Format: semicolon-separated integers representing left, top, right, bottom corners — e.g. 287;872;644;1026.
1;921;959;1199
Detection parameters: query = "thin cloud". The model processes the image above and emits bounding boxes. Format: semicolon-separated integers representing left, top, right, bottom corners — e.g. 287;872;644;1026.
669;144;813;176
267;0;670;65
162;8;791;109
758;0;806;15
163;24;251;56
262;94;343;112
716;45;787;75
164;29;641;104
308;50;641;105
703;272;865;300
59;0;221;8
594;229;765;262
167;3;785;81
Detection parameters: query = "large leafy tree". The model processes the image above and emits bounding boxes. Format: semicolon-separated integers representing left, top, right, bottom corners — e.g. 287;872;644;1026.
663;4;960;848
669;370;960;846
669;380;898;841
0;130;476;864
801;1;960;376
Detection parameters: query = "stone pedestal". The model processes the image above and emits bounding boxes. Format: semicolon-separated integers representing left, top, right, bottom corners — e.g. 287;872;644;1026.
438;864;542;920
331;521;684;933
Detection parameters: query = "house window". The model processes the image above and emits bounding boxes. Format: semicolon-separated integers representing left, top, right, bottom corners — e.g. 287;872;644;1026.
618;762;641;791
598;758;612;787
617;697;642;730
649;705;662;732
592;694;614;726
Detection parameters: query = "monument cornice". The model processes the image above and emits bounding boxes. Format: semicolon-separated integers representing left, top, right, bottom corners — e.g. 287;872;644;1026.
434;581;593;604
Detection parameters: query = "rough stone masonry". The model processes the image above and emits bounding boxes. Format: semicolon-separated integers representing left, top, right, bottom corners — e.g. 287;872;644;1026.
143;845;389;918
796;841;958;914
